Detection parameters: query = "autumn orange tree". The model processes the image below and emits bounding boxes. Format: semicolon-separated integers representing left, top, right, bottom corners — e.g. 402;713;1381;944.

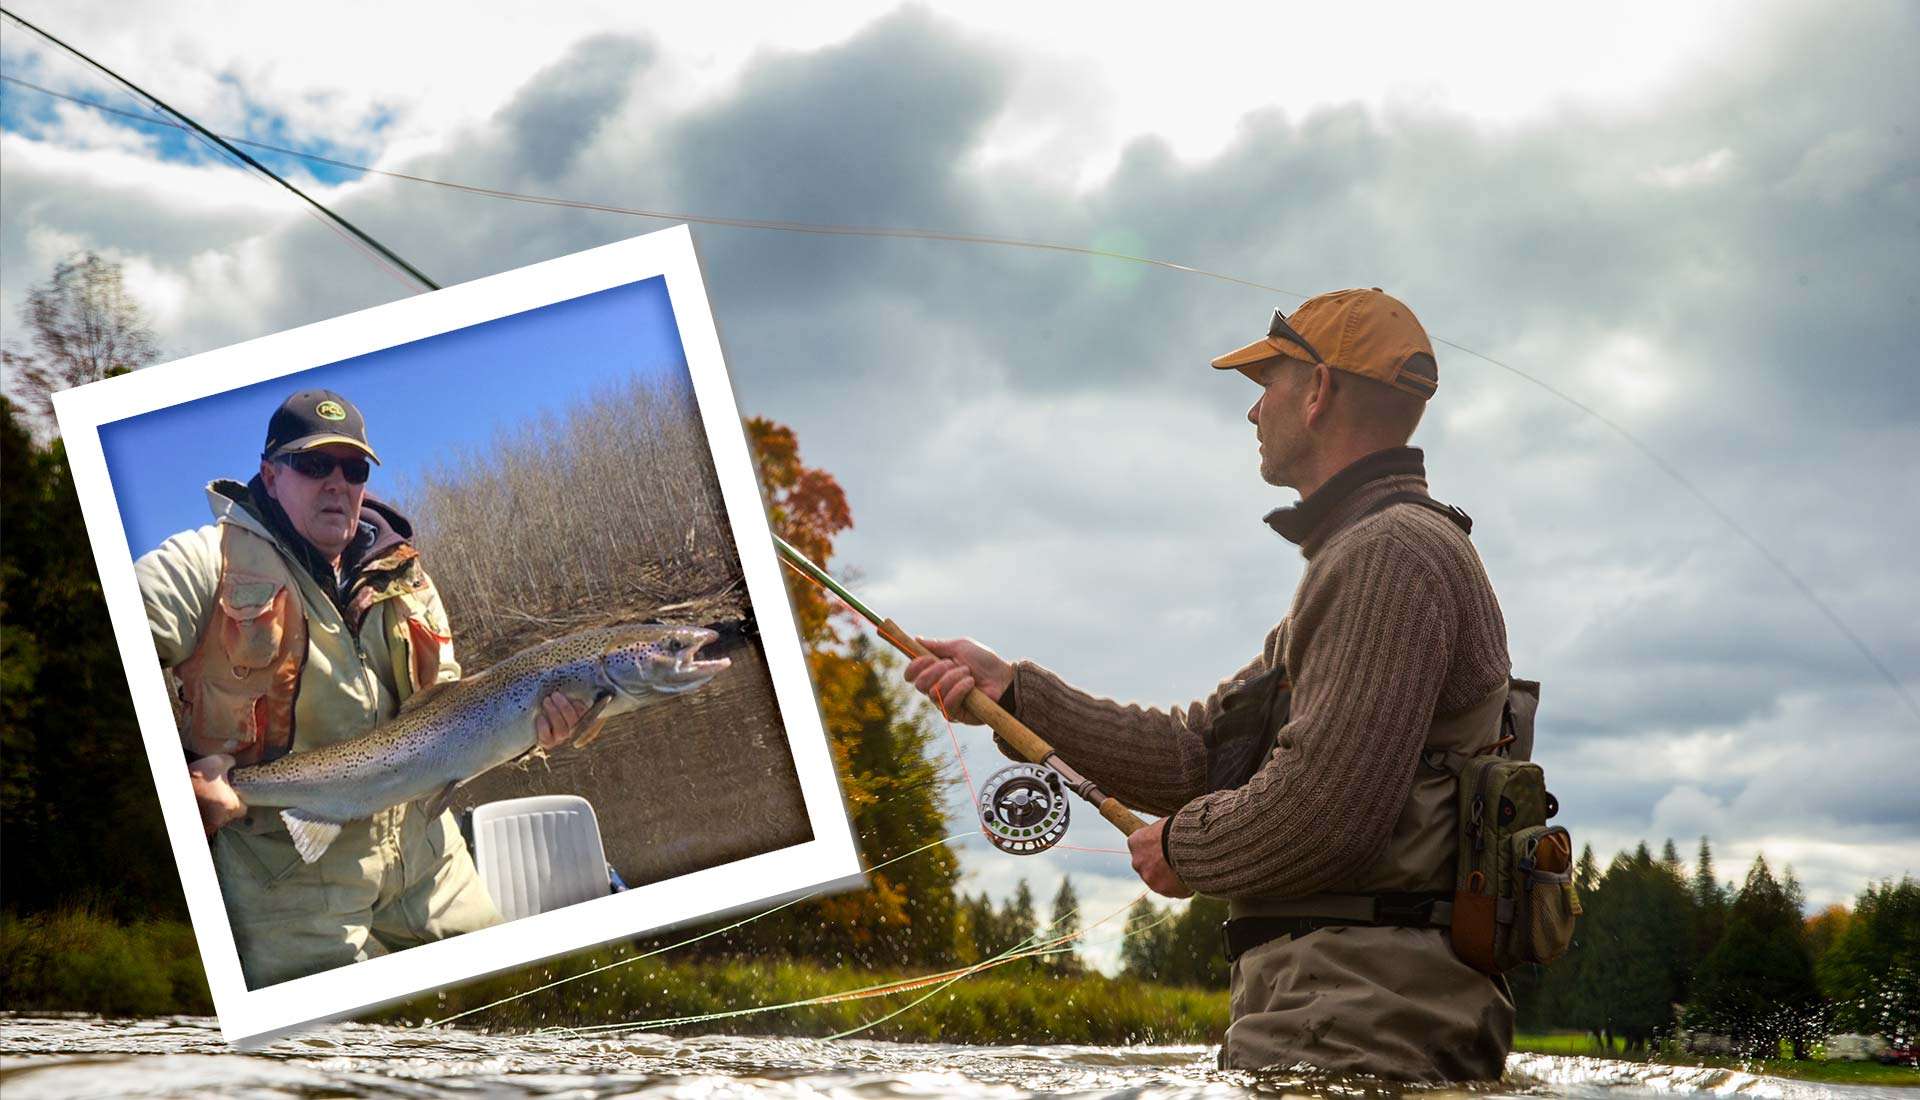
732;418;961;967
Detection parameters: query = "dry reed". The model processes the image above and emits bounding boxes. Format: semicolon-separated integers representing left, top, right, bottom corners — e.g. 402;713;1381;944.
392;372;744;666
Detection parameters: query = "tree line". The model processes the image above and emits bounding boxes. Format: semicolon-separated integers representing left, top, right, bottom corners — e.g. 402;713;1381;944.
3;256;183;919
1515;838;1916;1058
1118;835;1918;1060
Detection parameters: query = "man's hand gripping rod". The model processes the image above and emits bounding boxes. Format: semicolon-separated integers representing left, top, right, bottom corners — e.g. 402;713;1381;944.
771;534;1148;838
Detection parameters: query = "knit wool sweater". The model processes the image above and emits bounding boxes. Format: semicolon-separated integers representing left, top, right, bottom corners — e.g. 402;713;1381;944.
1006;447;1510;899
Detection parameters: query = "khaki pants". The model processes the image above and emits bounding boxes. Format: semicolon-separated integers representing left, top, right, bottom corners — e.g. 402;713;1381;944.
1224;924;1514;1082
213;804;502;989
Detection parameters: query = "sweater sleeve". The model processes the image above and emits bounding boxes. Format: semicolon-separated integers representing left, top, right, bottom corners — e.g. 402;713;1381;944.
1164;534;1454;897
997;621;1285;818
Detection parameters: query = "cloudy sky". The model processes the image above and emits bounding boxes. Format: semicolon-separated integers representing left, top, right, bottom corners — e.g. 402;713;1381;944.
4;1;1916;973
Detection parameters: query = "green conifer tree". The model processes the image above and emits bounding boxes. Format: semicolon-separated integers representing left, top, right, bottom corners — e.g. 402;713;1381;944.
1;399;180;918
1577;843;1601;893
1689;855;1823;1058
1120;896;1171;980
959;891;1003;961
1692;836;1728;971
1817;877;1918;1043
1046;876;1084;973
1161;895;1231;989
1005;880;1039;949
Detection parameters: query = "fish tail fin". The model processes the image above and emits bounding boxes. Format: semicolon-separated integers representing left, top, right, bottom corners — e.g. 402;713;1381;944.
281;809;345;864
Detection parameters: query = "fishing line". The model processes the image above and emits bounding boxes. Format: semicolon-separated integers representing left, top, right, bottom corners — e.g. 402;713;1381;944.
421;829;980;1029
0;11;439;291
0;66;421;296
429;825;1134;1034
6;68;1908;726
930;680;984;815
553;889;1157;1041
0;64;399;283
558;913;1082;1036
824;890;1146;1042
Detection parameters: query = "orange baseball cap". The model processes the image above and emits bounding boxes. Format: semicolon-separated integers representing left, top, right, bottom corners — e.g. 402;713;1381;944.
1210;287;1438;400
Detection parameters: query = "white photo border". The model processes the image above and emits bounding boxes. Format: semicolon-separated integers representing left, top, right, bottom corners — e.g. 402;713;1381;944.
51;224;863;1047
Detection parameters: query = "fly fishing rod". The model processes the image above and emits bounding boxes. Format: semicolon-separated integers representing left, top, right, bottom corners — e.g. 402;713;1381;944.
772;533;1147;853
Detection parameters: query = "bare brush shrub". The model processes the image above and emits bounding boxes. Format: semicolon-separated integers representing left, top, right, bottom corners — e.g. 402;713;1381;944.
394;373;739;660
2;252;160;439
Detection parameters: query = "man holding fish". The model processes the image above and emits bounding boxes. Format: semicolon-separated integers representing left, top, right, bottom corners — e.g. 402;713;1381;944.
135;390;592;988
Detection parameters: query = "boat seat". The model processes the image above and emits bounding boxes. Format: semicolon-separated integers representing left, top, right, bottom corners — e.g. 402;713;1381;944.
467;795;611;923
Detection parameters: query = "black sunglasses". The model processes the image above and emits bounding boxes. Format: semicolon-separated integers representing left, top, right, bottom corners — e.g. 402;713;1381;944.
277;451;371;485
1268;307;1326;366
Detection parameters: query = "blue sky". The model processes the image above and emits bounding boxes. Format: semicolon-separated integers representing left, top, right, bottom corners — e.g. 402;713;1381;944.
0;65;374;187
100;275;687;556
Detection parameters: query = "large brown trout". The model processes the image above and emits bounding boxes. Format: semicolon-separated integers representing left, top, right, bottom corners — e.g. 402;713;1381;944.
228;623;729;863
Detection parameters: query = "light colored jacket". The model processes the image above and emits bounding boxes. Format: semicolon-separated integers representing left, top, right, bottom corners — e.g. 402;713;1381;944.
138;480;460;760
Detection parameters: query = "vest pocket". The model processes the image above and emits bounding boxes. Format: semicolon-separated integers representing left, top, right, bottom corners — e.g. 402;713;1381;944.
403;612;451;694
1511;825;1580;965
218;580;286;673
185;677;268;759
181;579;295;762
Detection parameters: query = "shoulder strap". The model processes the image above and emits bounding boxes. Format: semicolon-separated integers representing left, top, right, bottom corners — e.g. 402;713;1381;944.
1361;490;1473;535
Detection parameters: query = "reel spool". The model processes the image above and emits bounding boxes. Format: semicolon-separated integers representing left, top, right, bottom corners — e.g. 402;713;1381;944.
978;763;1070;855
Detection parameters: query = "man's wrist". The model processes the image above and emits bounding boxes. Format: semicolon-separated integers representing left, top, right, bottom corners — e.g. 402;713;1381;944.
1160;812;1179;873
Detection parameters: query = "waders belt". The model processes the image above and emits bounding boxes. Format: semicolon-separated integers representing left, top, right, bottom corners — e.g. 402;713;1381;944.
1221;892;1454;964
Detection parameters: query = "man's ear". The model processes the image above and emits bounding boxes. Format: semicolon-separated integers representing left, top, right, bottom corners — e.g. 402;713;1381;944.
259;459;277;496
1303;363;1337;430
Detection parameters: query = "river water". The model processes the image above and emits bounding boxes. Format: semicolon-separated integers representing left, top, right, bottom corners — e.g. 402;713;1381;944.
1;1016;1906;1099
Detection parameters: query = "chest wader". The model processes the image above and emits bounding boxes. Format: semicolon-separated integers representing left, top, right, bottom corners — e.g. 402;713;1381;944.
1207;493;1577;976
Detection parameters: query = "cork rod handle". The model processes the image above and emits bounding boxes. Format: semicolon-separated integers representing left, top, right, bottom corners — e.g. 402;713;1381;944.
884;620;1149;837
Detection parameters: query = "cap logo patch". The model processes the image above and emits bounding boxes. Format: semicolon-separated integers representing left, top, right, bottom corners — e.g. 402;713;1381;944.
315;400;347;422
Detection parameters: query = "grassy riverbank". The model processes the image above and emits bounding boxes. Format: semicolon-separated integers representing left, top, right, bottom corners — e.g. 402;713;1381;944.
1515;1032;1919;1087
1;910;213;1017
2;910;1227;1044
382;951;1229;1045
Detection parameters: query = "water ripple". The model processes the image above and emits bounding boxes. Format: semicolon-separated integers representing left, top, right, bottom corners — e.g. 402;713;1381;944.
0;1016;1904;1100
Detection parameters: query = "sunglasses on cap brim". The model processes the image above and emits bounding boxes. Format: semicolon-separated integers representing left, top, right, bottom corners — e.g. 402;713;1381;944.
276;451;372;485
1268;307;1326;366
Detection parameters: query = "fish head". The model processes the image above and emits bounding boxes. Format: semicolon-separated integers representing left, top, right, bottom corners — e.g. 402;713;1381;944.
600;624;730;700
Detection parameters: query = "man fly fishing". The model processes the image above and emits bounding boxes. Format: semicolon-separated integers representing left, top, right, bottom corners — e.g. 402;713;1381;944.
137;389;591;988
904;289;1520;1081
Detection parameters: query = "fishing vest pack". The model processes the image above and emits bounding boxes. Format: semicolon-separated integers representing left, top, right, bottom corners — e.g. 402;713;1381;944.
1209;492;1580;975
175;521;450;767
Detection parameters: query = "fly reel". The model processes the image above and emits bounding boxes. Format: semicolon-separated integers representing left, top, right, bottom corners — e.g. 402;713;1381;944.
978;763;1069;855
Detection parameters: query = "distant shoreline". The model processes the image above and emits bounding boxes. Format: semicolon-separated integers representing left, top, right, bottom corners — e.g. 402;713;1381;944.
1;910;1227;1045
1514;1032;1919;1088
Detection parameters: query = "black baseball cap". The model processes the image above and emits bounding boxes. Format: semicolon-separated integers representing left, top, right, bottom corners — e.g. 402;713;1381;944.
262;389;381;464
